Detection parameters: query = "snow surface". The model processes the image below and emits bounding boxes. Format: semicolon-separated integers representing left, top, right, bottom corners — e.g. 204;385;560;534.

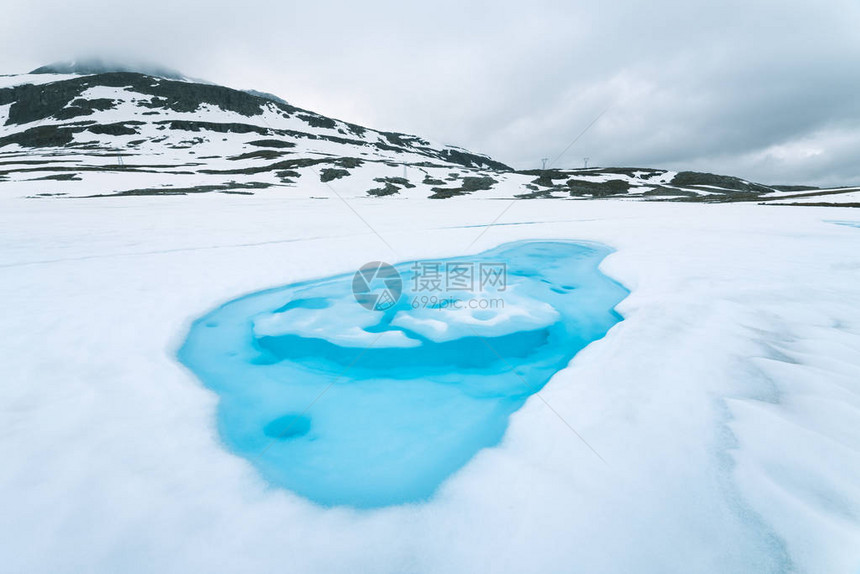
0;190;859;573
766;190;860;205
0;73;80;89
391;288;560;343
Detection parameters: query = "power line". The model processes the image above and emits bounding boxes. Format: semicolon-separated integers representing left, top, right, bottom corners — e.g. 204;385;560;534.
547;107;609;169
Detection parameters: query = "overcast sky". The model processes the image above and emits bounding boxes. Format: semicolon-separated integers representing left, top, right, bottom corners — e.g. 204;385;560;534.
2;0;859;185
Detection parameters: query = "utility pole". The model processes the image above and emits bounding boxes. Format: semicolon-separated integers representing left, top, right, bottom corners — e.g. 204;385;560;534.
583;157;589;169
541;158;549;170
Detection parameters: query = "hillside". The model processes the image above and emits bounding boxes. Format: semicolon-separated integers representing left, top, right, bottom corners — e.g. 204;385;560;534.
0;66;857;204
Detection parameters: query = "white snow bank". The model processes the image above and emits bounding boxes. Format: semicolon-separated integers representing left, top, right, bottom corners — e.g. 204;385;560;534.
0;194;858;573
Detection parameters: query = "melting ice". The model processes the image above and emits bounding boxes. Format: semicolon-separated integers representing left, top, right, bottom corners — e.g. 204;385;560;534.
179;241;628;507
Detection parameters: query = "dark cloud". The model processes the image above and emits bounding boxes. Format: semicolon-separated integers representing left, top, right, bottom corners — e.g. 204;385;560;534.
2;0;858;185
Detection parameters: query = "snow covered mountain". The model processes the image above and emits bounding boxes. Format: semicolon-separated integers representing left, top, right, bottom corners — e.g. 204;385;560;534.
0;66;510;198
1;65;858;205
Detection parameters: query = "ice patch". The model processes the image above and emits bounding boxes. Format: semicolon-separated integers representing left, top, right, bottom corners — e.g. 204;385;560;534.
827;220;860;228
178;240;628;508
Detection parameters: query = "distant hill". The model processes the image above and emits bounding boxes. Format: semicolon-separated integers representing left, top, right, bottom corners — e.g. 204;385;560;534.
0;65;856;204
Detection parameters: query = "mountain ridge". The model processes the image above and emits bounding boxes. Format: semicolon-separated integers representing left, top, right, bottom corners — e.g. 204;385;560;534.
0;67;857;205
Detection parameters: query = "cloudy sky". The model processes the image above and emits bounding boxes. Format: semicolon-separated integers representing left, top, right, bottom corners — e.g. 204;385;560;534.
2;0;859;185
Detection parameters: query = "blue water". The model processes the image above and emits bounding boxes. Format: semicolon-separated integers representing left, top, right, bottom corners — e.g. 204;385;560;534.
178;241;628;508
